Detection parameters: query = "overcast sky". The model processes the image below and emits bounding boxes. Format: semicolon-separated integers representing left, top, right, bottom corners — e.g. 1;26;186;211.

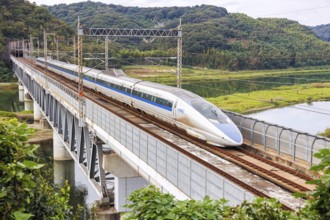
29;0;330;26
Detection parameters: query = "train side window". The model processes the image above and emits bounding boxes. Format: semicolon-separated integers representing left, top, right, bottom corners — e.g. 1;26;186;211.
146;94;152;101
155;97;162;105
132;90;142;98
96;78;103;84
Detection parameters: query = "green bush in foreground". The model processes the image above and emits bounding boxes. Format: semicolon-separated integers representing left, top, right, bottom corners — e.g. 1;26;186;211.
0;118;75;220
123;186;296;220
124;148;330;220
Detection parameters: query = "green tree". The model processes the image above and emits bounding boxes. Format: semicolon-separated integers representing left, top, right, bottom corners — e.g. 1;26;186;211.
0;118;75;220
303;148;330;219
47;2;330;71
124;148;330;219
0;0;74;82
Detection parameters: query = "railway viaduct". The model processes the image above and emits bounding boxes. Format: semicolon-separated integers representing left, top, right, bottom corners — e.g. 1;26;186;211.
10;48;330;213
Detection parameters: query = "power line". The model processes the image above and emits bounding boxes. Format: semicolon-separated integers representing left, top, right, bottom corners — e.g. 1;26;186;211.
256;5;330;17
292;104;330;113
289;106;330;116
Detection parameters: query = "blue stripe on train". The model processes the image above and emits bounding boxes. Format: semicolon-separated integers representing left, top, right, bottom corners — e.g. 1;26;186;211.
39;60;172;112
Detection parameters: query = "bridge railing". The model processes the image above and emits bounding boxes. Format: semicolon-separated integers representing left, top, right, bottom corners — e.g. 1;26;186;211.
224;110;330;165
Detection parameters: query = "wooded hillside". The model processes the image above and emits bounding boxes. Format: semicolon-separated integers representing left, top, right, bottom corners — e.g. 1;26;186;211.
48;2;330;70
0;0;74;81
312;24;330;42
1;1;330;78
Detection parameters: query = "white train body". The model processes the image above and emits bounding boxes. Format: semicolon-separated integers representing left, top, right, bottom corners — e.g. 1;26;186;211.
36;57;243;147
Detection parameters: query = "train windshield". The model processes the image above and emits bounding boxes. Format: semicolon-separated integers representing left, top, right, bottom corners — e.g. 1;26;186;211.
191;98;229;124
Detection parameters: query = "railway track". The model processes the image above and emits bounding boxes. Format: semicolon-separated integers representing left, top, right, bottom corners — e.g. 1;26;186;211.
20;58;315;209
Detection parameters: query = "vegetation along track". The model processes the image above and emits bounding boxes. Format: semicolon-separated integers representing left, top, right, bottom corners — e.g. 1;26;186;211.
20;58;314;209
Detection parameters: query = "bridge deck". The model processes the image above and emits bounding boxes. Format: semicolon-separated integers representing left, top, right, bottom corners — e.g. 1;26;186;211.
12;56;326;210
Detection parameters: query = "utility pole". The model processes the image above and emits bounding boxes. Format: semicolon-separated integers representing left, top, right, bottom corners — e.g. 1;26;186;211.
73;35;76;64
22;39;25;57
105;37;108;70
44;30;48;69
56;36;59;60
77;17;85;127
177;19;183;88
37;38;40;58
30;35;33;59
44;31;56;67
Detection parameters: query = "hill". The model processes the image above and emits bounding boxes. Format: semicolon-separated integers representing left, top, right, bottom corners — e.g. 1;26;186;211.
311;24;330;42
47;2;330;70
0;0;74;81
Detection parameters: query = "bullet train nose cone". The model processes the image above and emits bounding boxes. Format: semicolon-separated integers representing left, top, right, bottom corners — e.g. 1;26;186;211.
213;123;243;144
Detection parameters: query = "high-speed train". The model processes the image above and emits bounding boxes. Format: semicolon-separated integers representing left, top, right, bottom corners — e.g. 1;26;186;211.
36;57;243;147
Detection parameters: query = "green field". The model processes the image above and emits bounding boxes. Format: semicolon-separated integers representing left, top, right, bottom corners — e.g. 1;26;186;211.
207;83;330;113
124;65;330;82
125;65;330;113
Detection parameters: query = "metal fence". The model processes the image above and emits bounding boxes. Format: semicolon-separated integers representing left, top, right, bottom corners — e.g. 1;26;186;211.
225;110;330;165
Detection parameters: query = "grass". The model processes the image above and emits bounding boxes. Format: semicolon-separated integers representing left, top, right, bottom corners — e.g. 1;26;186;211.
124;65;330;84
0;110;33;120
207;83;330;113
0;110;16;117
17;110;33;114
0;82;18;90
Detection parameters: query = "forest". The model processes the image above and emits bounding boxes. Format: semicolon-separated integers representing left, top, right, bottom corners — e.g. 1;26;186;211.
0;0;74;80
1;1;330;78
47;2;330;70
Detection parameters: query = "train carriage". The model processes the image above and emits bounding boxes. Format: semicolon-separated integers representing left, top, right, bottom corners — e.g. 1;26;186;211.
36;57;243;147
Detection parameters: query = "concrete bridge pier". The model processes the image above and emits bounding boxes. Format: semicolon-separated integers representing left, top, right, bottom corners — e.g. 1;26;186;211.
103;152;149;212
18;81;24;102
53;131;72;161
24;89;33;111
54;160;75;187
33;101;42;121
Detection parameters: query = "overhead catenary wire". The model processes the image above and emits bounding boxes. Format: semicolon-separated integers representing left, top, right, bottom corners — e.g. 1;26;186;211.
256;5;330;17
